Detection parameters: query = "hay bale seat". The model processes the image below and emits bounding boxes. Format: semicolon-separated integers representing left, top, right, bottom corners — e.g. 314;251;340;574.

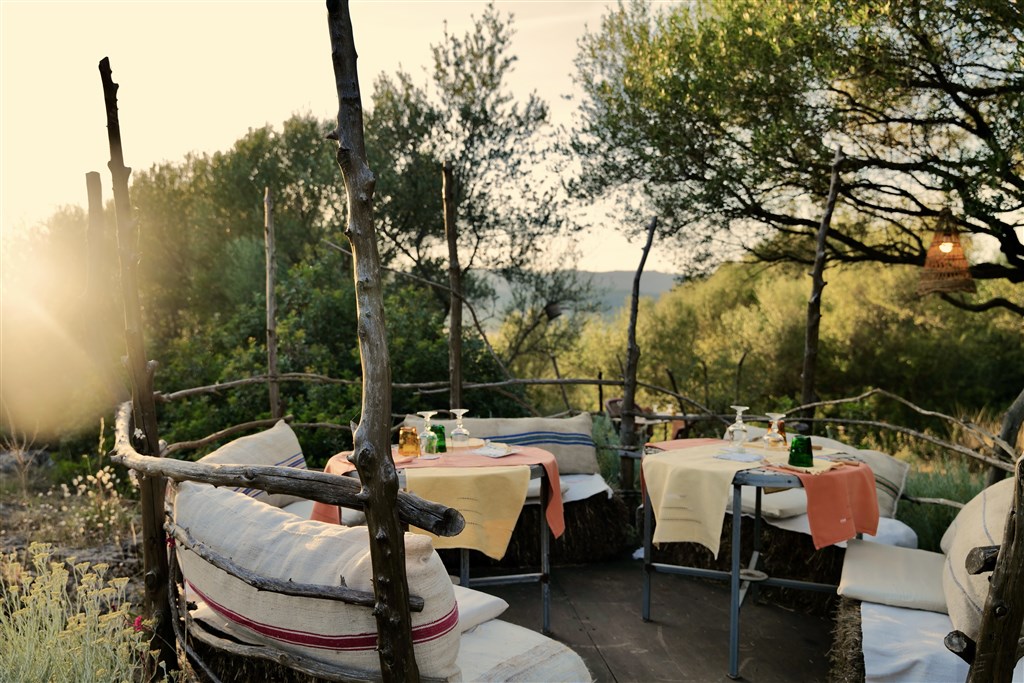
402;413;633;568
829;478;1024;681
647;435;916;616
171;421;592;682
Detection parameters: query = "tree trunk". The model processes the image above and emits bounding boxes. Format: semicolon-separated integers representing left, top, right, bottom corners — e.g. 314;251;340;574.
264;187;282;419
98;57;177;676
325;2;417;680
443;161;463;410
800;148;844;424
985;385;1024;487
620;217;657;491
964;458;1024;682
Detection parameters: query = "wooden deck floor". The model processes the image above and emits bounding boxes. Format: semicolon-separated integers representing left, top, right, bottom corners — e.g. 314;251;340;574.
478;557;835;682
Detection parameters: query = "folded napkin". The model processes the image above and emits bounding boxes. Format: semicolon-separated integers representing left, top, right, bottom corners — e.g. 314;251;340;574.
765;456;879;549
643;443;763;558
406;465;530;560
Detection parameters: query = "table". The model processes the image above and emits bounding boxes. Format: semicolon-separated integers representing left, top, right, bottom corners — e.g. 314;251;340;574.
311;445;564;633
641;439;879;679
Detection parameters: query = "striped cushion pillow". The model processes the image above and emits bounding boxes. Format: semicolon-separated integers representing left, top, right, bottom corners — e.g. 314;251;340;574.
405;413;599;474
174;482;460;680
199;420;307;507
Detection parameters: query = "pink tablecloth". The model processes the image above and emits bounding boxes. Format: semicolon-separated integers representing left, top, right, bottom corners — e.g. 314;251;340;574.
310;445;565;538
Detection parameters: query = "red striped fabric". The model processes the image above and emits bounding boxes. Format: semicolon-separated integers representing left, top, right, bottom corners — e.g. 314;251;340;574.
188;581;460;651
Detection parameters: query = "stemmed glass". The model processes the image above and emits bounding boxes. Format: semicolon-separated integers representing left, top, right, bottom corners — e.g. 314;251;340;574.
725;405;750;451
417;410;438;454
762;412;787;450
450;409;470;446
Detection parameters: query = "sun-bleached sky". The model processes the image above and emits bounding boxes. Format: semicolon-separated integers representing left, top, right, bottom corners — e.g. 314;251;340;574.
0;0;678;272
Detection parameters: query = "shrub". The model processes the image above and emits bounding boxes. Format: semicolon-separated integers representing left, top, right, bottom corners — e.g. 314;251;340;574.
0;543;159;682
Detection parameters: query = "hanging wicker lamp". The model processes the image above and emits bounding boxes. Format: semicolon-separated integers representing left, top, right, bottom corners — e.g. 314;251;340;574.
917;209;976;295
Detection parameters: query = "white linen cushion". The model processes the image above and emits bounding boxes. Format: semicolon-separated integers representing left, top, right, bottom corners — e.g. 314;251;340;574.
452;585;508;633
838;539;947;613
727;487;808;519
173;482;460;680
404;413;599;474
198;420;307;507
456;619;592;682
943;477;1014;641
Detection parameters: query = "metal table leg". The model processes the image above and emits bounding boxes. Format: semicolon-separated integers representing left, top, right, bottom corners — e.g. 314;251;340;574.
642;488;653;621
540;469;551;634
729;482;742;680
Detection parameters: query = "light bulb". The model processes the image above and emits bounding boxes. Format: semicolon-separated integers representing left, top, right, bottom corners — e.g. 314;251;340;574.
939;241;954;253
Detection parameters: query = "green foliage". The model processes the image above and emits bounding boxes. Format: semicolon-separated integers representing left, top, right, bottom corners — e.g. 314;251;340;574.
897;456;986;553
0;543;159;683
572;0;1024;304
570;259;1024;429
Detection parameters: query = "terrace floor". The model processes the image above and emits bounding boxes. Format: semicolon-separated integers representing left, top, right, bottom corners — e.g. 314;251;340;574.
479;555;835;682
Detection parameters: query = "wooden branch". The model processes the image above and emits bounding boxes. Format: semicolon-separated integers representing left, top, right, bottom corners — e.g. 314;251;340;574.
323;239;513;380
99;56;176;673
326;2;417;679
620;217;657;453
938;293;1024;317
264;187;283;419
801;147;844;416
166;523;424;611
966;545;1001;575
901;494;966;509
966;458;1024;681
113;403;464;537
945;630;976;665
443;161;463;409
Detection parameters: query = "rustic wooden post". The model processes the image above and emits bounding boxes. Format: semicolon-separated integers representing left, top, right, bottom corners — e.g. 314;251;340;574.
325;2;417;680
264;187;282;419
620;217;657;495
443;160;463;410
98;57;177;675
963;457;1024;681
985;386;1024;487
800;147;844;423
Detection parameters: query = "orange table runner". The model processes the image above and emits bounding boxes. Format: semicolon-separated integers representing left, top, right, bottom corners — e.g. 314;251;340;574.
647;438;879;550
310;446;565;540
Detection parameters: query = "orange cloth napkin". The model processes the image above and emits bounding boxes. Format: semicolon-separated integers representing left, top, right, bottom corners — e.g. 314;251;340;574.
766;460;880;549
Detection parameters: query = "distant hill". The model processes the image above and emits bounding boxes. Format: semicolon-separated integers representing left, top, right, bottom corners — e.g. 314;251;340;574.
483;270;678;320
586;270;679;315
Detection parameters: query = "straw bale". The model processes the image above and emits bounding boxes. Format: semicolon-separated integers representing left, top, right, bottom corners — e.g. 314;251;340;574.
828;597;865;683
649;514;844;616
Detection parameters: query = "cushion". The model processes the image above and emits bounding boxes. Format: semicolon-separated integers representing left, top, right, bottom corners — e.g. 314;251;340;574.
199;420;307;507
404;413;599;474
173;482;460;680
854;449;911;518
730;487;808;519
456;619;592;682
943;477;1015;641
452;584;508;632
838;539;947;613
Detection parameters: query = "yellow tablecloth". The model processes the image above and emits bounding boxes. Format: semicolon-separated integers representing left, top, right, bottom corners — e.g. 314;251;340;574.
406;465;530;560
643;442;763;558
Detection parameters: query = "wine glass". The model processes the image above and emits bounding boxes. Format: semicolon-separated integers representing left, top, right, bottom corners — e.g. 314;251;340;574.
725;405;750;451
417;410;438;454
450;408;470;446
762;412;787;450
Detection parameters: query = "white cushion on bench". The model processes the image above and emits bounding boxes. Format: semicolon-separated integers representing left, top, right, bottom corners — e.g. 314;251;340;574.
198;420;307;508
174;482;460;680
839;539;946;613
457;618;591;682
452;585;508;633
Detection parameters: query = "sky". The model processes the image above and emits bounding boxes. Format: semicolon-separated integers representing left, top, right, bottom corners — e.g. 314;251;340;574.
0;0;678;273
